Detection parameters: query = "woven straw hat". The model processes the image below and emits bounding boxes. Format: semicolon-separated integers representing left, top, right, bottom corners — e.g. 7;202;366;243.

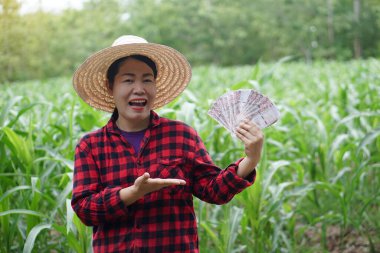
73;35;192;112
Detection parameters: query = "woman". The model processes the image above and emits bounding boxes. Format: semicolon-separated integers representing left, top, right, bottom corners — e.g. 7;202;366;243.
71;35;263;253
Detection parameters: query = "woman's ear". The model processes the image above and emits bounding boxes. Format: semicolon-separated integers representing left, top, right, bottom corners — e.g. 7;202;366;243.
106;80;113;95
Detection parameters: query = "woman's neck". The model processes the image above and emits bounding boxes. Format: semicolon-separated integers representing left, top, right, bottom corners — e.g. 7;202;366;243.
116;117;149;132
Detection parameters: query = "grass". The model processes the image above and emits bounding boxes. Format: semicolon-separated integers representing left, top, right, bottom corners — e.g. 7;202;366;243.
0;59;379;252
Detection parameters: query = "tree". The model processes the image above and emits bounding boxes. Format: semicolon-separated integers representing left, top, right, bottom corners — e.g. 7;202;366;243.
353;0;361;58
1;0;380;82
0;0;22;81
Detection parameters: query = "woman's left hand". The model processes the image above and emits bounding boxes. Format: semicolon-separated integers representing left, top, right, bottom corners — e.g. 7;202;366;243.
235;120;264;169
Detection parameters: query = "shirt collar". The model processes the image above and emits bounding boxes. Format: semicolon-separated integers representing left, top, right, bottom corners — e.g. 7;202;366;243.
106;110;160;135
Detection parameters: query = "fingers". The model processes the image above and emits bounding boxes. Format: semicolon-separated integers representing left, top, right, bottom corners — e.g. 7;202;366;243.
235;120;263;142
134;173;186;196
239;119;261;133
147;178;186;186
135;172;150;186
136;172;186;187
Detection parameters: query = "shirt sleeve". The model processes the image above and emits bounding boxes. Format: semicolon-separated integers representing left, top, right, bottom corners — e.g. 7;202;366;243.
191;133;256;204
71;139;128;226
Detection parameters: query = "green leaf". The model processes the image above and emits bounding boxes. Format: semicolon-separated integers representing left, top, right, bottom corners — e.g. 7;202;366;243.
0;185;32;202
75;113;98;132
200;221;224;253
49;182;73;221
23;223;52;253
2;127;33;171
230;80;250;90
259;56;294;84
0;96;23;127
357;127;380;155
0;209;47;218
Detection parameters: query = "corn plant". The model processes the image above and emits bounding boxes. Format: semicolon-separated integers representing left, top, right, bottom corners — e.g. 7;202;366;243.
0;59;379;252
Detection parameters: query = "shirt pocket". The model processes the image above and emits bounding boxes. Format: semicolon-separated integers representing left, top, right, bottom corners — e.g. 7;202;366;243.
149;157;189;198
157;158;183;177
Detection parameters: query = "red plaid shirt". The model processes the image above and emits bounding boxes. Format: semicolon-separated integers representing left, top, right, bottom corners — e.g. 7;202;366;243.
71;111;256;253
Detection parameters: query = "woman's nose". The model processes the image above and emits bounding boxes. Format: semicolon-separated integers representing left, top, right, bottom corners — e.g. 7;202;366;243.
133;81;145;93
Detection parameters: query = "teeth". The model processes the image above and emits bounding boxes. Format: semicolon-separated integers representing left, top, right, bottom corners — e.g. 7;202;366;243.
130;99;146;103
129;99;147;107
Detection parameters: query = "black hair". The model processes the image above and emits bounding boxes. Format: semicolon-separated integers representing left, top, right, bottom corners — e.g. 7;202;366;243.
106;55;158;90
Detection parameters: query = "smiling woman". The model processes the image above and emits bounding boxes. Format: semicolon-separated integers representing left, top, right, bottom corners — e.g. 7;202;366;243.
110;57;157;132
71;35;263;253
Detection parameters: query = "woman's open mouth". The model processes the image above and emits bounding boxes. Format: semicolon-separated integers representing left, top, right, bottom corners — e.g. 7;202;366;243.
128;99;147;107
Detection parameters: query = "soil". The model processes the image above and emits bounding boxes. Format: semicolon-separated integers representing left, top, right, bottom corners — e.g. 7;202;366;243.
301;224;379;253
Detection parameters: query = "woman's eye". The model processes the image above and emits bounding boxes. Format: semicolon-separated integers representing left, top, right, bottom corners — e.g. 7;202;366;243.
144;79;153;83
123;79;133;83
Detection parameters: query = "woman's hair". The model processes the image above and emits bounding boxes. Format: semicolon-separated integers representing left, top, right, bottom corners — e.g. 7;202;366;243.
106;54;158;90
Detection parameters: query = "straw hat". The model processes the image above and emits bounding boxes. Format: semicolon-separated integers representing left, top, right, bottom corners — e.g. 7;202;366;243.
73;35;192;112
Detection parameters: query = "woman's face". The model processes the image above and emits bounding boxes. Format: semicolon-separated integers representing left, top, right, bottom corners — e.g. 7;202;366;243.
111;58;157;130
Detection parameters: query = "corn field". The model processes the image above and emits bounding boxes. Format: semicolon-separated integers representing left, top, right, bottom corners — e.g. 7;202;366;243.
0;59;379;253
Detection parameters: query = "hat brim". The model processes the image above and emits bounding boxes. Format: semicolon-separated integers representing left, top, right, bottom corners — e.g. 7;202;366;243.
73;43;192;112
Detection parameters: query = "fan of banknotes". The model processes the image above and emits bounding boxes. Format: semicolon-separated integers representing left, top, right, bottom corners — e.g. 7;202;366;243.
208;89;280;135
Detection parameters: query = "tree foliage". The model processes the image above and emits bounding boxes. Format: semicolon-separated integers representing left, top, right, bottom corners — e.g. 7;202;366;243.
0;0;379;82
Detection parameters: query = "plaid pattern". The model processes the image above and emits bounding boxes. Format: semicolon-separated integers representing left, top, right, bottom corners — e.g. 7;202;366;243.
71;111;256;253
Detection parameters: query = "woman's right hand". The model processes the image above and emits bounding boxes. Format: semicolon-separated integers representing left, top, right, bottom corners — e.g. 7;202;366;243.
119;172;186;206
